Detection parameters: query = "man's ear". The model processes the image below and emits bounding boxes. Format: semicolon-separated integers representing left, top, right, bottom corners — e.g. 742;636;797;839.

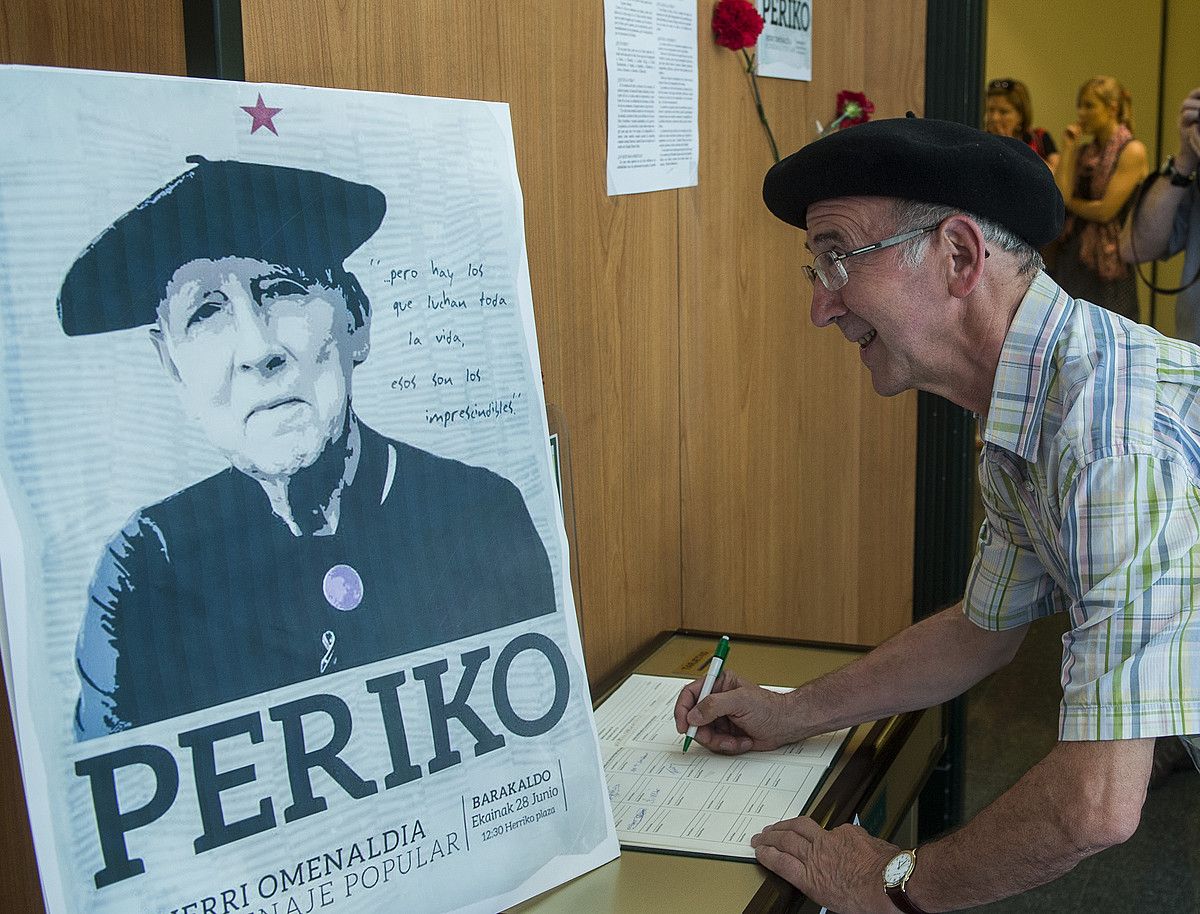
940;215;987;299
148;324;183;384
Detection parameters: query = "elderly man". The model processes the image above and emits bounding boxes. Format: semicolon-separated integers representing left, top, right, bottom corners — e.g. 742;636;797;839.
1119;85;1200;342
675;118;1200;912
61;157;555;741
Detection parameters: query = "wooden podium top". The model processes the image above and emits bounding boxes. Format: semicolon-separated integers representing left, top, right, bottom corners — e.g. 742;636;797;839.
512;630;944;914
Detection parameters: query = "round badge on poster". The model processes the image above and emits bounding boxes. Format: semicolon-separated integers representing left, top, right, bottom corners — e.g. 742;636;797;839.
323;564;364;611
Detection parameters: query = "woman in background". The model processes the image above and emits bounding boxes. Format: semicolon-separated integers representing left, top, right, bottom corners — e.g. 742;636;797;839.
985;78;1059;172
1051;75;1148;320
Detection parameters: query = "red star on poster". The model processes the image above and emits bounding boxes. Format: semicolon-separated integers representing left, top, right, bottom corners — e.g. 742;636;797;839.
240;94;282;135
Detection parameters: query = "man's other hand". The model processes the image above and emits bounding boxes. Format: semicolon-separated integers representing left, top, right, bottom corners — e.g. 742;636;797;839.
751;817;900;914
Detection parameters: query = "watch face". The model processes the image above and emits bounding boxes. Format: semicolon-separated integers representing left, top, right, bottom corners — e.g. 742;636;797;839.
884;851;914;886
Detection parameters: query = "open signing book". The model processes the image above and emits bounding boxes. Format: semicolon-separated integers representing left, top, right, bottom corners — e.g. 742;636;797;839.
594;674;851;859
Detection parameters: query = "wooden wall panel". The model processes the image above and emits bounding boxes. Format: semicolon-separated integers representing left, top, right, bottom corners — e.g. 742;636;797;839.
0;0;184;74
681;1;923;645
242;1;683;689
0;670;41;912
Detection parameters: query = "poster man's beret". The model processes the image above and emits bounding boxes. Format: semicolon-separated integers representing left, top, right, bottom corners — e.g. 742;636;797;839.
57;156;386;336
762;116;1064;248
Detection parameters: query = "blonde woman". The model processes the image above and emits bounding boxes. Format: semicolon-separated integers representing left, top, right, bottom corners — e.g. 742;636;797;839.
1050;76;1148;320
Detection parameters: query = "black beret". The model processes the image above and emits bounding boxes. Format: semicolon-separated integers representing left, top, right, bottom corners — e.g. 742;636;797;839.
58;156;386;335
762;116;1064;248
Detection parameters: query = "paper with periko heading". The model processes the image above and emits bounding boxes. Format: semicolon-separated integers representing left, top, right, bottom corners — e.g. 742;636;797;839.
595;674;850;858
604;0;698;195
755;0;813;81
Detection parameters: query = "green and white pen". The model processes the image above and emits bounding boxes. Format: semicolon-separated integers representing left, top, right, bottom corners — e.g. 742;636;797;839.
682;635;731;752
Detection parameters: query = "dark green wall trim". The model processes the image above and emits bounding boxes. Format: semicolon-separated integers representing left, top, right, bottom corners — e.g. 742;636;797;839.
913;395;975;620
914;0;984;621
916;0;987;840
923;0;987;138
182;0;245;80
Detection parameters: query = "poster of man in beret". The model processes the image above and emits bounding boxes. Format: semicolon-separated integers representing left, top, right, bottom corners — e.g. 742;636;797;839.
0;66;617;914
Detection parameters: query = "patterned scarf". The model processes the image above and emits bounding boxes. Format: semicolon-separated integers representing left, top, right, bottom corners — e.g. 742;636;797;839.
1066;124;1133;281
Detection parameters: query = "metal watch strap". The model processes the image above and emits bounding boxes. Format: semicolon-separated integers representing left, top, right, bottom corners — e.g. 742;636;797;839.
885;884;931;914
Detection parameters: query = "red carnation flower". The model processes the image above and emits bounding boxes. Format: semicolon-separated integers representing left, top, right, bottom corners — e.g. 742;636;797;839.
711;0;764;51
712;0;778;162
835;90;876;128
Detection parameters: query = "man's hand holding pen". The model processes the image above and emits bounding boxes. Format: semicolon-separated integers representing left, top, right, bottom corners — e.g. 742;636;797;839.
673;669;803;753
673;668;899;913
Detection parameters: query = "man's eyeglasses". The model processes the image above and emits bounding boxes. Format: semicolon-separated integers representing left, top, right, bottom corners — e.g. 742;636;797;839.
803;224;939;292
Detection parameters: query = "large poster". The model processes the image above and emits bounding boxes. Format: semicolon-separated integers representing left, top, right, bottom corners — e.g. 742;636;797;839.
0;66;617;914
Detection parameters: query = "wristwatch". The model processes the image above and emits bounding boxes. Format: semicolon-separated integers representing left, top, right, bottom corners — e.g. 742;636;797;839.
883;848;930;914
1160;155;1197;187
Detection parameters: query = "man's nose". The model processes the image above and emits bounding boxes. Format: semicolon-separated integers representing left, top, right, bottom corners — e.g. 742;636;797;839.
232;305;287;374
809;283;845;328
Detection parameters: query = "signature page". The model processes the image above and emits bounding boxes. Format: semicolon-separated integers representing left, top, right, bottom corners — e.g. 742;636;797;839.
594;674;851;859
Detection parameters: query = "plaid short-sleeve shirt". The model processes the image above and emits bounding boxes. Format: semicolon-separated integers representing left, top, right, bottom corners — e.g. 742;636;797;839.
966;272;1200;747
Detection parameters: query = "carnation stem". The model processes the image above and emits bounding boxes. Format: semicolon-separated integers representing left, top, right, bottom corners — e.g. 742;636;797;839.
741;49;780;164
